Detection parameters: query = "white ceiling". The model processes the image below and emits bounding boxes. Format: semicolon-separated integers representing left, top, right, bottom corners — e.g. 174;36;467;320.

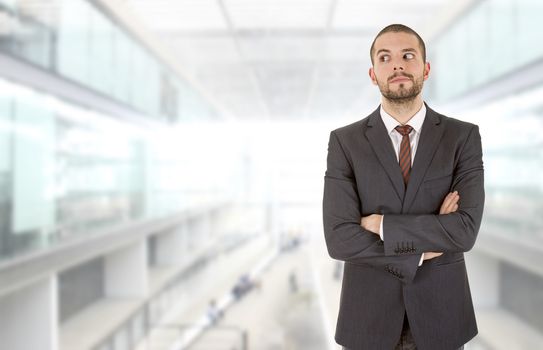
126;0;456;120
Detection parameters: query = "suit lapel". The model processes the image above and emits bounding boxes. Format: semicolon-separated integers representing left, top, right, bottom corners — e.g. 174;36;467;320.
364;103;444;210
365;107;405;203
402;104;444;213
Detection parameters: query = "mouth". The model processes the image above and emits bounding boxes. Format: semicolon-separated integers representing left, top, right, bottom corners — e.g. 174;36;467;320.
389;76;412;84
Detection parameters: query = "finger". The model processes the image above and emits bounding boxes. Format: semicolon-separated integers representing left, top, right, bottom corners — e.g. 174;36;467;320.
440;193;456;214
446;195;459;212
444;193;460;212
440;204;451;215
446;192;459;204
440;193;454;212
447;194;459;210
450;192;459;203
443;194;455;209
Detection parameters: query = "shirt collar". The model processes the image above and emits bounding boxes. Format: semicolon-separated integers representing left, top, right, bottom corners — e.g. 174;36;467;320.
380;102;426;135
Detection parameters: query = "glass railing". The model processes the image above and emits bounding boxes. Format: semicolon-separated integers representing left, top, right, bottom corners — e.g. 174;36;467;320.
0;77;224;262
0;0;216;122
428;0;543;102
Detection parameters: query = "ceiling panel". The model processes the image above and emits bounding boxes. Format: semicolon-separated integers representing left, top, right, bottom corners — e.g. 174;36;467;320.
164;36;241;64
123;0;457;120
332;0;444;30
239;36;324;62
320;36;373;62
193;64;254;89
225;0;331;29
129;0;228;31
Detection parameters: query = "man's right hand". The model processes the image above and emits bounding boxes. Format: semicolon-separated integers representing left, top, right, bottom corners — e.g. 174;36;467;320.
423;191;460;261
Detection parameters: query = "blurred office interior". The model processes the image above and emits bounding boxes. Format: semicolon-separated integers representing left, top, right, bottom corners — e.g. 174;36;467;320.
0;0;542;349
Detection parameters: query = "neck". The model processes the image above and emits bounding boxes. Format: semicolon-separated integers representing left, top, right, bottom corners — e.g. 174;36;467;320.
381;95;424;125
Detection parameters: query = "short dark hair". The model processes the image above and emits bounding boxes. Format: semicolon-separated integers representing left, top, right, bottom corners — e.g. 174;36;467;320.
370;24;426;65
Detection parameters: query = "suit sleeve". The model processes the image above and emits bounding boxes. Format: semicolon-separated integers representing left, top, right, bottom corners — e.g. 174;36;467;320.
323;130;421;284
382;125;485;256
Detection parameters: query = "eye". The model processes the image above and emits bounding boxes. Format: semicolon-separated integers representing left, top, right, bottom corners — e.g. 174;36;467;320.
379;55;390;62
404;52;415;60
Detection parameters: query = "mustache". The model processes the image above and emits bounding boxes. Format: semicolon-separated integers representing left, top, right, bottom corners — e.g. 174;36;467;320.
388;73;413;82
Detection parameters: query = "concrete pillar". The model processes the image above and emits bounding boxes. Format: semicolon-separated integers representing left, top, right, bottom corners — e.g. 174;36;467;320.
189;215;209;249
155;224;187;266
105;240;148;298
0;275;58;350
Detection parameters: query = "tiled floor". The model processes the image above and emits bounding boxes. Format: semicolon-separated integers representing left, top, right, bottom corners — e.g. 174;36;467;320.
188;242;330;350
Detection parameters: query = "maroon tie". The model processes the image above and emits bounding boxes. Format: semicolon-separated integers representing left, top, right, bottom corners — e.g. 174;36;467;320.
395;125;413;187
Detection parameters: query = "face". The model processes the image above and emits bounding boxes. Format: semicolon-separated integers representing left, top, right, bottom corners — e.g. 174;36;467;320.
368;32;430;102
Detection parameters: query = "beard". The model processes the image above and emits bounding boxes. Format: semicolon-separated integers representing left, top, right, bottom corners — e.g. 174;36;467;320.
376;72;424;104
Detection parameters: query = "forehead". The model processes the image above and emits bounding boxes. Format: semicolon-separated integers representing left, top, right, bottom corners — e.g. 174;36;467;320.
373;32;421;53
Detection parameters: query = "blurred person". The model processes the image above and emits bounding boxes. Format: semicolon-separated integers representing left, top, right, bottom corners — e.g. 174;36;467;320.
323;24;484;350
232;274;253;300
289;269;298;293
207;299;223;325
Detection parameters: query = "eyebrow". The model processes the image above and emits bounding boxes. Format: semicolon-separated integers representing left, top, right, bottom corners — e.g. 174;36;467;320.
376;48;418;56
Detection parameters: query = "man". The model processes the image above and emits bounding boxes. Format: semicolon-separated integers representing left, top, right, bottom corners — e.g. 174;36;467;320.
322;24;484;350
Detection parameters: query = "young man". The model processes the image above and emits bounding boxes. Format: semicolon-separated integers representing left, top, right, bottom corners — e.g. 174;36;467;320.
322;24;484;350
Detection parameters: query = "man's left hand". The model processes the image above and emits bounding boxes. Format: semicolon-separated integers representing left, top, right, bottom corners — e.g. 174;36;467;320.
360;214;383;235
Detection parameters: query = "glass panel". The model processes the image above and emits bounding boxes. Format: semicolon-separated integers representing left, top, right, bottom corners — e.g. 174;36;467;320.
0;79;154;261
517;0;543;66
0;0;215;122
463;85;543;240
487;0;516;79
0;84;12;257
15;0;57;67
11;92;55;244
431;0;543;102
130;45;145;111
0;85;11;175
0;0;17;9
0;3;18;54
55;118;138;235
111;27;133;104
56;0;91;84
465;1;490;89
88;9;114;94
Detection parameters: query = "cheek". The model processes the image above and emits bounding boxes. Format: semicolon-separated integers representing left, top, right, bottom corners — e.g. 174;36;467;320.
409;62;425;72
372;68;388;81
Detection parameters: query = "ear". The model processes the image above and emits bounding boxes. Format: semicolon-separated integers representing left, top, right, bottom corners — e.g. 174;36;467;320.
423;62;430;81
369;67;378;85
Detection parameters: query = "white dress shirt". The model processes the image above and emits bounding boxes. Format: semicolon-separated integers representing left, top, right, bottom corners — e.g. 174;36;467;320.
378;102;426;266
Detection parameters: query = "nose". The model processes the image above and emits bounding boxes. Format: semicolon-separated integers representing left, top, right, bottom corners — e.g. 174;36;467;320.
393;66;404;71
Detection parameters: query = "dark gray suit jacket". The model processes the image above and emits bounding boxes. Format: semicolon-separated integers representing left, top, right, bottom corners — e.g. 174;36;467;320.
322;103;484;350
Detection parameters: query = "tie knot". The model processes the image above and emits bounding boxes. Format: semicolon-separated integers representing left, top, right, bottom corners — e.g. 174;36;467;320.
395;125;413;136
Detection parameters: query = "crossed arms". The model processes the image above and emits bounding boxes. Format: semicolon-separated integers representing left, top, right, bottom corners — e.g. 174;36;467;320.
361;190;461;262
322;125;484;283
